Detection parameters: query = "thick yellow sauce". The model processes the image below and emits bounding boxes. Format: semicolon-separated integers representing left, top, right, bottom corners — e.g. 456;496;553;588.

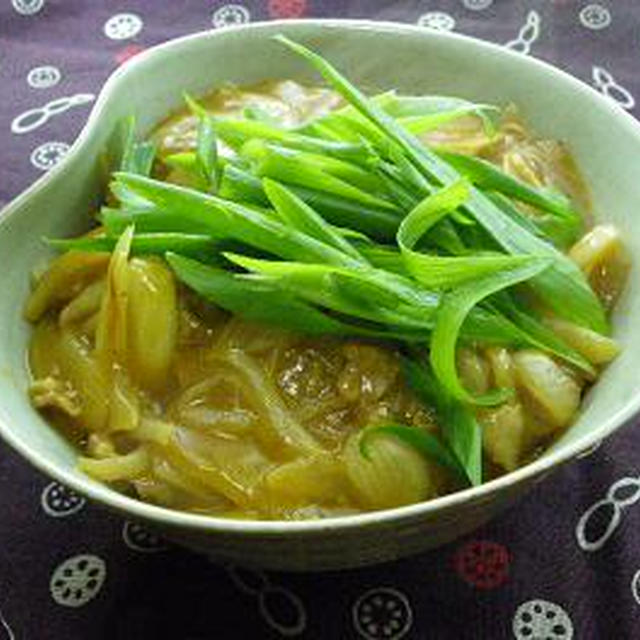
26;81;628;520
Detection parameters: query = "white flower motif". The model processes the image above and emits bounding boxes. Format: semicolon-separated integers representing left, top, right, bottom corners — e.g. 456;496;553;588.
27;65;61;89
417;12;456;32
212;4;251;29
579;4;611;31
512;600;573;640
11;0;45;16
122;521;168;553
41;482;85;518
352;587;413;640
462;0;493;10
30;141;70;171
103;13;143;40
50;554;106;608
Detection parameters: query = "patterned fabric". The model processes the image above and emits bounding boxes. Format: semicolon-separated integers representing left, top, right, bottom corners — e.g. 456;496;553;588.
0;2;638;638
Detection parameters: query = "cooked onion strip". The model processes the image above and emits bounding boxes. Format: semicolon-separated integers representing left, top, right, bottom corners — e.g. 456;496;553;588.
79;448;149;482
25;251;109;322
59;279;106;327
224;349;322;456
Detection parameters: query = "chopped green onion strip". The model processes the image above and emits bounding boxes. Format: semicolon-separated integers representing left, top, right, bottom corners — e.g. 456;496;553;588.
396;180;536;288
167;253;426;342
47;233;218;260
398;179;470;247
162;152;209;191
383;95;489;118
163;151;197;171
242;104;281;125
402;357;482;486
183;92;207;118
166;252;355;335
222;253;439;328
214;117;370;161
490;294;595;376
274;35;607;334
430;257;553;405
119;115;156;177
262;179;366;263
112;173;361;268
241;140;397;211
221;253;537;347
195;112;219;192
437;150;581;222
398;104;497;136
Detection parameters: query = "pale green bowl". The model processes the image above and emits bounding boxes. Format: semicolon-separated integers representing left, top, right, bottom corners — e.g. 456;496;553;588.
1;20;638;571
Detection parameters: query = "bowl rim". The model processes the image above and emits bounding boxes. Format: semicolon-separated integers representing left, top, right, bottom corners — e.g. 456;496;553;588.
2;18;640;535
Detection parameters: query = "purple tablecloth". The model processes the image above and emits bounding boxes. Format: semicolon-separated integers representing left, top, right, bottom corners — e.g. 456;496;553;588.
1;2;639;638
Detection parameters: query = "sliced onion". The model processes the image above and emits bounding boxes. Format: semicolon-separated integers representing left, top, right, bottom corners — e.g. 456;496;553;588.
513;350;582;433
343;429;435;510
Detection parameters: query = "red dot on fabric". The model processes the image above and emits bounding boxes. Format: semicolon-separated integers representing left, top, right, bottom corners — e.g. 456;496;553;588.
452;540;510;589
115;44;145;66
268;0;308;19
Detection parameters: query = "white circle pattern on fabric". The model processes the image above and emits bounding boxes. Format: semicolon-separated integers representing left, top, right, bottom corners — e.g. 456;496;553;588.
212;4;251;28
41;482;85;518
462;0;493;10
579;4;612;30
27;65;61;89
505;10;541;54
11;93;95;135
512;599;574;640
224;564;307;636
592;66;635;110
103;13;143;40
122;521;168;553
575;475;640;551
0;607;14;640
30;141;70;170
417;12;456;31
352;587;413;640
11;0;45;15
50;554;106;608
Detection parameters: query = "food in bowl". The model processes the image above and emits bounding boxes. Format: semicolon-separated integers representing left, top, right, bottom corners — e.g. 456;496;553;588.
24;37;628;520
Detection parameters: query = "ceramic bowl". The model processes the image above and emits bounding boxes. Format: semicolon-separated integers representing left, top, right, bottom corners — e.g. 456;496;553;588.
1;20;639;571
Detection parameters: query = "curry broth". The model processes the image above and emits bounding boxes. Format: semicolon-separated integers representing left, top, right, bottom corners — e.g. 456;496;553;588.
26;81;628;519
